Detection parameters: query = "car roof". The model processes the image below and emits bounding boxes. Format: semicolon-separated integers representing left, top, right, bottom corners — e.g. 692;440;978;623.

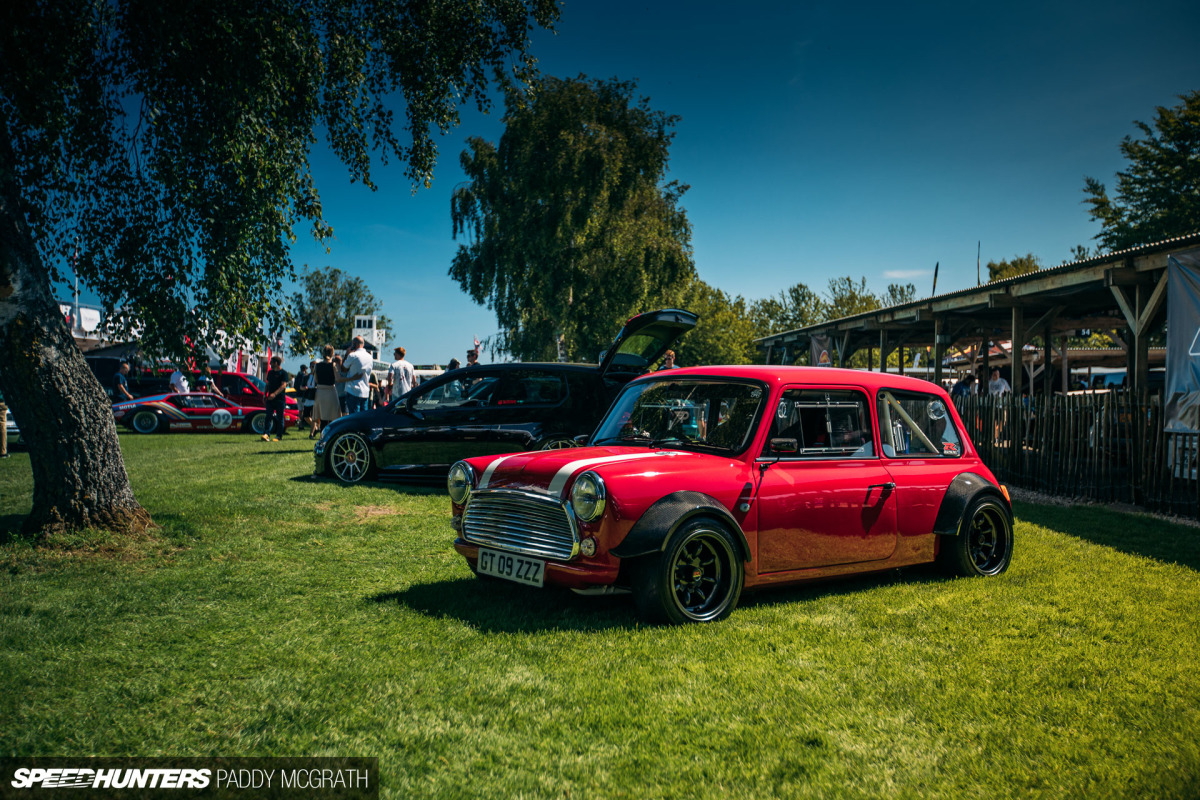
442;362;601;376
638;365;951;395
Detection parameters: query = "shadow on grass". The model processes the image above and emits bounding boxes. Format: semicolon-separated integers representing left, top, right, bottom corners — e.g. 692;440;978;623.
0;514;28;545
1015;501;1200;571
375;565;949;633
371;579;641;634
250;449;314;455
294;474;444;496
740;563;950;611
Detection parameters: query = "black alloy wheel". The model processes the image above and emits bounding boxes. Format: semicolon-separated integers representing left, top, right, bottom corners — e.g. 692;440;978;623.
633;518;743;624
943;496;1014;577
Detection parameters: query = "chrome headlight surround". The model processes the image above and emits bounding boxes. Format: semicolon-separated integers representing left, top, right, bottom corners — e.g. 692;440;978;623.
570;471;606;522
447;461;477;505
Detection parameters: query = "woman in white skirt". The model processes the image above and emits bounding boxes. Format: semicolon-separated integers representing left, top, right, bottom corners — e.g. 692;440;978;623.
310;344;342;438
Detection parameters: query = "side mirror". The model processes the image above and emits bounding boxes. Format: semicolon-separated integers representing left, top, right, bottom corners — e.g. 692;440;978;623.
769;437;798;454
573;434;590;446
242;387;254;395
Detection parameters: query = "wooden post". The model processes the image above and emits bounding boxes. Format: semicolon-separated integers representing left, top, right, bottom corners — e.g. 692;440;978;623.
1061;337;1069;394
1134;283;1150;398
982;337;990;384
867;346;873;371
1010;306;1024;398
1043;329;1052;398
934;317;944;387
879;330;888;373
898;345;905;376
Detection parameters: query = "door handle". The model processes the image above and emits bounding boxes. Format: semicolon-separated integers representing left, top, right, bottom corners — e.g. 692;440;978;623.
866;482;895;502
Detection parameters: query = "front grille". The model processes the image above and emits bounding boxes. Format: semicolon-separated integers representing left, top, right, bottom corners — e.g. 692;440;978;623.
462;490;578;561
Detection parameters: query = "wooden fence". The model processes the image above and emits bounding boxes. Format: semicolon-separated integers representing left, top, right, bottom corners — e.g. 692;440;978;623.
953;393;1200;518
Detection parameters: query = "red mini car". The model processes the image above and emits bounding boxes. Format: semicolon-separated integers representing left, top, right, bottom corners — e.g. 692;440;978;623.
112;392;299;435
449;366;1014;624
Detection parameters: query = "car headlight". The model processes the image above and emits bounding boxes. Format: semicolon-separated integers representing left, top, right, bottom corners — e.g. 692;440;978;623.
447;461;476;505
570;471;606;522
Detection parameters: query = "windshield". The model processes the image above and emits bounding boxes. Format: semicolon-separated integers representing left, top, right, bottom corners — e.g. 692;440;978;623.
245;375;266;392
592;379;766;454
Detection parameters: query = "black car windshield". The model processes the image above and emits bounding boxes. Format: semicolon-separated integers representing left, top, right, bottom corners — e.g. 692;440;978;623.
592;379;765;454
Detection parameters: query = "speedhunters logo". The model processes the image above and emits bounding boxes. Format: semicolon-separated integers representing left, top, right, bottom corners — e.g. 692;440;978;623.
11;769;210;790
0;759;377;799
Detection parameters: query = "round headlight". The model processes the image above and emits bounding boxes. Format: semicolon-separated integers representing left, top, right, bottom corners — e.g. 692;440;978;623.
570;471;606;522
447;461;476;505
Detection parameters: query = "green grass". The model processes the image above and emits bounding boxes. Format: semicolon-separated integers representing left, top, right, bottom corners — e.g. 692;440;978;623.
1;435;1199;799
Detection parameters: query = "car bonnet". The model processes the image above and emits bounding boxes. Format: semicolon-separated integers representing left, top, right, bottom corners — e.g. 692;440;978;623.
474;446;708;499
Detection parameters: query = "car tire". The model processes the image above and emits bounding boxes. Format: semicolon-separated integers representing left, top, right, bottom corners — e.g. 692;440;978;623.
131;410;162;434
538;437;577;450
941;495;1013;578
244;412;268;435
631;518;743;624
328;433;375;484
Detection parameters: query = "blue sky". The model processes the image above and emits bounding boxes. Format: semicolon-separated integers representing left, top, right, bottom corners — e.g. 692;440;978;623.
76;0;1200;369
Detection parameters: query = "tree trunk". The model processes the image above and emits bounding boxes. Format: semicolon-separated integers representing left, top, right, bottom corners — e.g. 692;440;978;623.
0;140;150;536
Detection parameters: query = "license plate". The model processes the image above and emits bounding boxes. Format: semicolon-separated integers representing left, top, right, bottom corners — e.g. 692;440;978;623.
476;548;545;587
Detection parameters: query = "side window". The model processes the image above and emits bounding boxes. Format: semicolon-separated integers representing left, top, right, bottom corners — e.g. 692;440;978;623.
491;372;567;407
412;373;499;411
763;389;875;459
877;390;962;458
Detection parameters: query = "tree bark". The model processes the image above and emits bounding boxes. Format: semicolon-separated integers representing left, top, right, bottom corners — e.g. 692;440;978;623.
0;139;150;536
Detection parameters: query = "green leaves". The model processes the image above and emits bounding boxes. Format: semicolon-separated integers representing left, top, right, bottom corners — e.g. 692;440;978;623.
449;75;695;362
987;253;1042;283
1083;90;1200;252
288;266;391;357
1;0;558;361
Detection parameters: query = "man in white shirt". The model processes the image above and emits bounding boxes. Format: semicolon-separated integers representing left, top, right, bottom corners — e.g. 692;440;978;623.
341;337;373;414
169;368;190;394
388;346;416;401
988;368;1011;396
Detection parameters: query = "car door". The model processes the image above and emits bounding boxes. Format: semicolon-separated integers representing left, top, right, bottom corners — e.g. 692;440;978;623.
177;394;219;429
377;370;509;472
484;369;572;450
876;388;967;537
755;387;899;572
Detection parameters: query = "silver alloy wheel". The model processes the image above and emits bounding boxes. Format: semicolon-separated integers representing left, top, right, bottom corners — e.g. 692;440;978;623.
330;433;372;483
249;413;268;435
540;437;577;450
132;411;159;434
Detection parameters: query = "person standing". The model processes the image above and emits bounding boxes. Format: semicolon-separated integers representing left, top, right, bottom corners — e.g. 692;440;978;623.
465;348;479;367
951;374;976;399
293;364;311;426
387;346;416;402
195;363;223;397
0;392;8;458
311;345;341;438
988;368;1011;396
113;362;135;401
339;337;373;415
262;355;290;442
169;366;190;394
660;350;678;370
300;361;316;427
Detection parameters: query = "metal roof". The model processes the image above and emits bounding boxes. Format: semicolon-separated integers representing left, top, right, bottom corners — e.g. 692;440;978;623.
755;231;1200;344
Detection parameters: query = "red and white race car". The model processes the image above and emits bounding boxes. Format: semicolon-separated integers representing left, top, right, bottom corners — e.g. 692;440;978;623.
112;392;299;435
